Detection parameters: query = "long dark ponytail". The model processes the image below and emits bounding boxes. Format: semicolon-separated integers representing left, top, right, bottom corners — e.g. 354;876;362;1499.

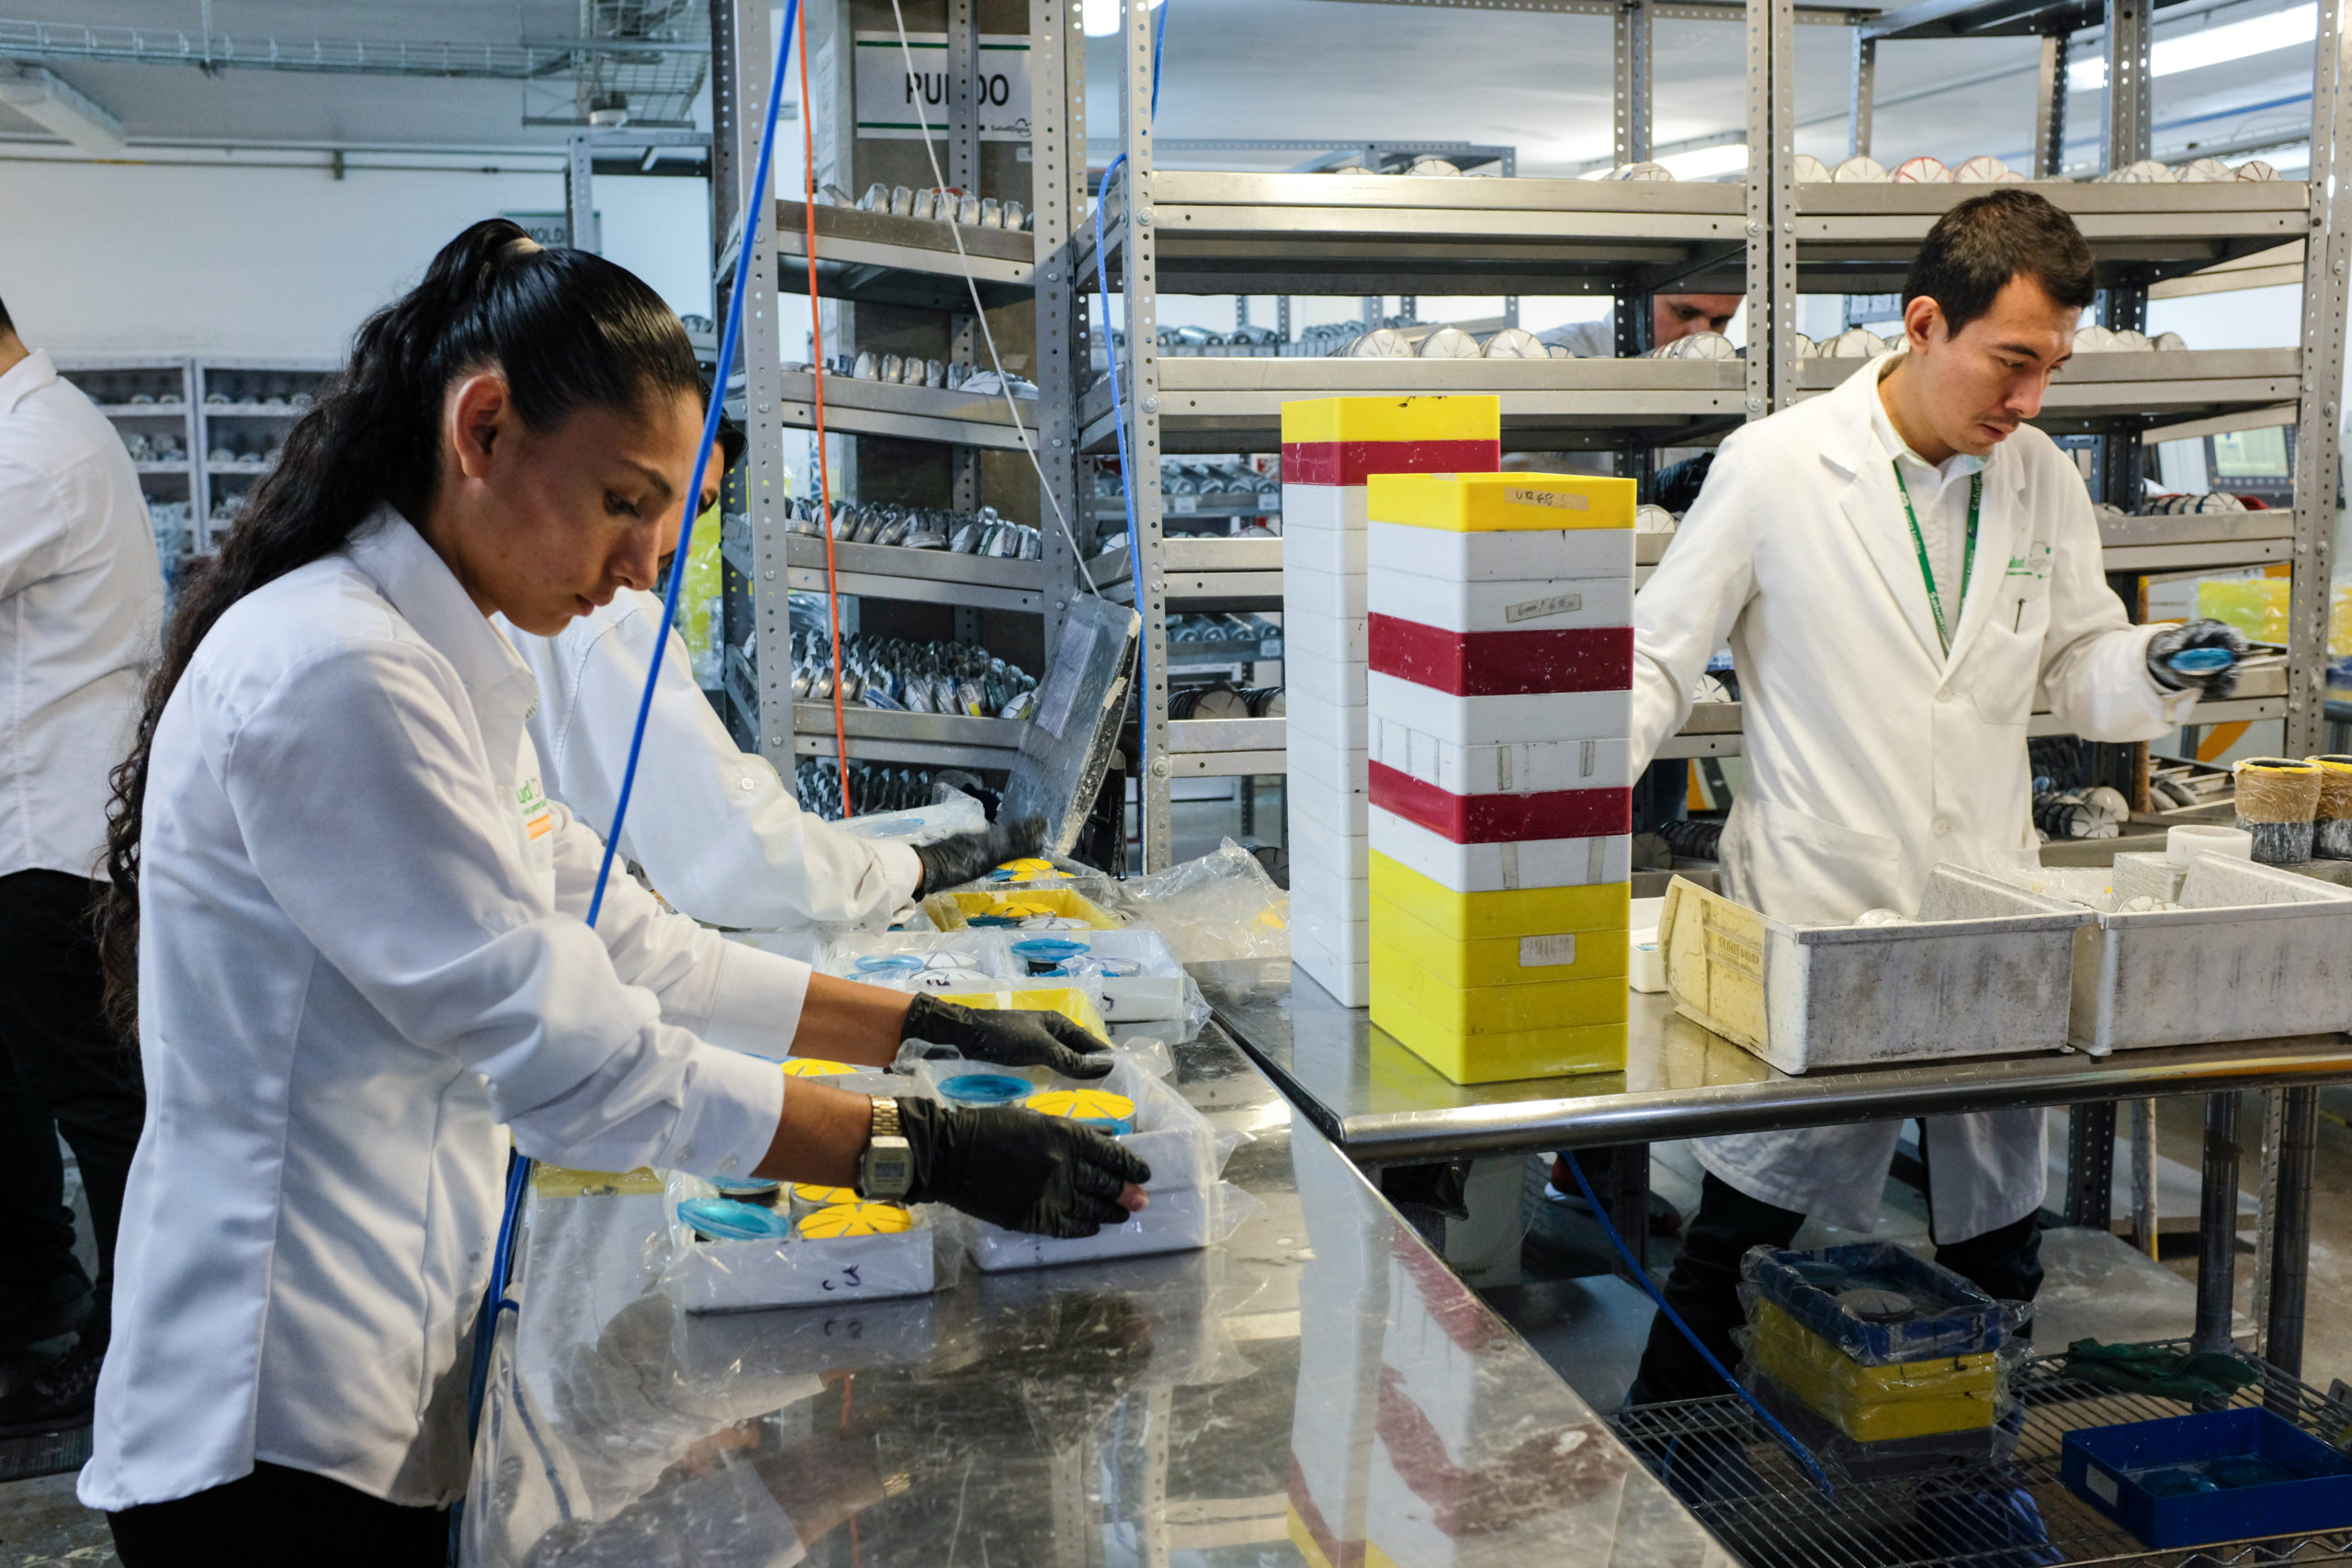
99;218;703;1035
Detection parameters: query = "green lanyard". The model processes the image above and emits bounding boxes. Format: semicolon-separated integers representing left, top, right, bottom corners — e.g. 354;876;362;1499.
1891;460;1982;657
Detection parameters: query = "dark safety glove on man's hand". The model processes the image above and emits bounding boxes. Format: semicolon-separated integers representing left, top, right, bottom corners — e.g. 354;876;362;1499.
912;816;1046;897
900;993;1115;1079
897;1098;1150;1238
2146;618;2248;699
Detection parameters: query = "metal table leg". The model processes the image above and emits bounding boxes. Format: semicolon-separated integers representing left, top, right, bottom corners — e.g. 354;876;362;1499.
2194;1089;2242;1352
2265;1085;2322;1379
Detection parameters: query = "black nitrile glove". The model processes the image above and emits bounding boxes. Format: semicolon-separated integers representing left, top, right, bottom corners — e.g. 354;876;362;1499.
2146;618;2248;698
899;1097;1151;1237
912;815;1045;897
901;993;1115;1079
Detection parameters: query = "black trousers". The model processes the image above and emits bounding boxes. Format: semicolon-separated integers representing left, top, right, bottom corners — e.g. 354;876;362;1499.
109;1461;448;1568
1630;1140;2045;1405
0;870;144;1347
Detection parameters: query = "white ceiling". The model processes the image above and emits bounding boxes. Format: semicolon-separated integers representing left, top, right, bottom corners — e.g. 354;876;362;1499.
0;0;2323;173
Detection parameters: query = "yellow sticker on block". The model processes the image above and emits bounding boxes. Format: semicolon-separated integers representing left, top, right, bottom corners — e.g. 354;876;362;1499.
780;1057;859;1078
1024;1089;1137;1133
1371;941;1628;1033
1372;1001;1628;1085
1279;394;1500;445
796;1201;915;1239
1370;893;1629;987
1370;851;1629;942
1368;471;1635;532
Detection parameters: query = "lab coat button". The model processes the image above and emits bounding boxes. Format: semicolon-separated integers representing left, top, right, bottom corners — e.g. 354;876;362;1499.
1936;688;1954;704
1932;816;1951;836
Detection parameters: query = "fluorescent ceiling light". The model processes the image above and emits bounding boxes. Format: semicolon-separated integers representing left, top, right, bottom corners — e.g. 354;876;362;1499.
1656;142;1750;179
1084;0;1165;37
2069;2;2315;89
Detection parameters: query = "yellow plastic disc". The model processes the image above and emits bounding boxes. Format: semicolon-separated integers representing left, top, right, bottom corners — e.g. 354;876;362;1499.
1025;1089;1136;1125
796;1201;915;1239
779;1057;857;1078
994;899;1057;919
994;858;1068;880
791;1183;859;1205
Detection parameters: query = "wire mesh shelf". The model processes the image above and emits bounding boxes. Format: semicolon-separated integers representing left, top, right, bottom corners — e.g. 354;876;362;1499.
1610;1344;2352;1568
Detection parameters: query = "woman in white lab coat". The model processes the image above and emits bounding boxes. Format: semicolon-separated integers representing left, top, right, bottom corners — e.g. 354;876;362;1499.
78;220;1147;1564
1622;190;2239;1402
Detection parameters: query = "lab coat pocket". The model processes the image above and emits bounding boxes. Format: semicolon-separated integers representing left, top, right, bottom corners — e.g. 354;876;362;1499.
1727;796;1905;925
1966;560;2052;728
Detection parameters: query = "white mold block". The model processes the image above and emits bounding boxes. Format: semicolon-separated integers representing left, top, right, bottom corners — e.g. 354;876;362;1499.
1281;482;1368;535
1294;894;1371;962
1290;775;1370;837
1283;517;1370;578
1292;924;1369;1008
1285;604;1370;664
1367;570;1635;636
1286;560;1370;619
1370;804;1631;892
1290;808;1371;884
1368;671;1633;747
1286;650;1367;712
1366;519;1632;581
1371;718;1634;795
1287;692;1371;750
1287;726;1370;792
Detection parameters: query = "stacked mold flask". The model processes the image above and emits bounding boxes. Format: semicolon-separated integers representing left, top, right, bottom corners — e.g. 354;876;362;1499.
1363;470;1635;1083
1280;396;1502;1008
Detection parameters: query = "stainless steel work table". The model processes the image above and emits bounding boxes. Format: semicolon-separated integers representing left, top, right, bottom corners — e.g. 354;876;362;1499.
458;1027;1730;1568
1201;964;2352;1371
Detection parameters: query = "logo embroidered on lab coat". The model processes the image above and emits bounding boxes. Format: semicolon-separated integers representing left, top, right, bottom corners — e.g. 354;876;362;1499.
517;778;554;840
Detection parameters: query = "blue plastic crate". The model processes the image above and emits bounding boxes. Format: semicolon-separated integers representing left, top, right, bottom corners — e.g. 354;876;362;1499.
2062;1407;2352;1549
1746;1242;2009;1365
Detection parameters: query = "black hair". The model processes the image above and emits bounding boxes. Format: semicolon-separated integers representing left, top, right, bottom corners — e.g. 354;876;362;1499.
100;218;702;1033
0;293;13;334
1904;189;2098;338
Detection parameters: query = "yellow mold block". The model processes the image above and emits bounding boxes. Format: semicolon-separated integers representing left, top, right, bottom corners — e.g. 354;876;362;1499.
1747;1301;2001;1443
1278;394;1499;445
1369;851;1629;942
1370;891;1628;987
1371;999;1627;1083
1367;470;1635;533
921;885;1123;931
931;984;1111;1042
1373;940;1627;1032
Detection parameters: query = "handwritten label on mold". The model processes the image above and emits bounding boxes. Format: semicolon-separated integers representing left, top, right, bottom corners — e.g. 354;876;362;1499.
1504;592;1583;623
1507;489;1589;511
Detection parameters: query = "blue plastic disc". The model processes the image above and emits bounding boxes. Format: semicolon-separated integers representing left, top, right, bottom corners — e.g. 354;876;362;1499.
1011;938;1088;964
939;1072;1035;1107
679;1197;793;1241
2167;647;2236;674
854;955;926;976
708;1176;782;1199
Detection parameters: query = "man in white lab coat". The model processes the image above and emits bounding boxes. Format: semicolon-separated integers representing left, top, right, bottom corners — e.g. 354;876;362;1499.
505;434;1031;953
0;295;165;1434
1624;190;2243;1401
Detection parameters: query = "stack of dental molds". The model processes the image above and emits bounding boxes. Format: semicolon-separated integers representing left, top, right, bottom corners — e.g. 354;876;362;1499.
1363;471;1635;1083
1282;396;1501;1008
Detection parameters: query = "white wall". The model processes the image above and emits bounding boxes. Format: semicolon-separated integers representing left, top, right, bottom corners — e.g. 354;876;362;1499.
0;158;714;362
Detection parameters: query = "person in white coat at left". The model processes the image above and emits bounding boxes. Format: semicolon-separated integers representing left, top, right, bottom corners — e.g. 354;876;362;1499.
81;220;1147;1566
504;421;1035;953
1622;189;2242;1403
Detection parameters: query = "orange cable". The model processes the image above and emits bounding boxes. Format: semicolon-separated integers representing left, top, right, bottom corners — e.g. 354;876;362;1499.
798;0;854;817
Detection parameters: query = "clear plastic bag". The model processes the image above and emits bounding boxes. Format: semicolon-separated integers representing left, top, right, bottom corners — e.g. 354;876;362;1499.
1740;1242;2030;1365
827;786;988;846
1108;839;1290;964
1735;1299;2026;1444
816;930;1013;992
656;1172;959;1314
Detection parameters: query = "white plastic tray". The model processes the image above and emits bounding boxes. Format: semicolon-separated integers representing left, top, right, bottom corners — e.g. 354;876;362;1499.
1369;803;1631;892
1373;718;1634;795
1281;480;1368;534
1368;569;1634;635
1365;519;1631;580
662;1178;939;1314
1284;604;1369;663
1285;559;1369;618
1369;671;1631;746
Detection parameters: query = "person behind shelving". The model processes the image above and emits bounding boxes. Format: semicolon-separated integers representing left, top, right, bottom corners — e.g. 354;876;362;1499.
1623;189;2242;1404
0;292;166;1439
1538;291;1747;358
500;417;1034;957
78;219;1147;1565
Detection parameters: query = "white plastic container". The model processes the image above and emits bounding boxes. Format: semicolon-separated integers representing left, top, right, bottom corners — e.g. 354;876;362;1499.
1286;559;1369;618
1371;803;1630;891
1294;898;1370;964
661;1178;939;1314
1284;604;1369;663
1659;867;2091;1073
1290;773;1370;836
1365;519;1631;581
1283;515;1369;576
2069;854;2352;1052
1372;716;1634;795
1293;923;1368;1007
1367;570;1635;635
1003;927;1191;1024
1286;690;1370;749
1285;648;1367;710
1290;808;1371;883
1368;671;1632;746
1282;480;1368;535
1286;725;1369;790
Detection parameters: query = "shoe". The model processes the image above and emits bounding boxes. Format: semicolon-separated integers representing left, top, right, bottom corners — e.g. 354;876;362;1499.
0;1335;103;1438
0;1270;93;1357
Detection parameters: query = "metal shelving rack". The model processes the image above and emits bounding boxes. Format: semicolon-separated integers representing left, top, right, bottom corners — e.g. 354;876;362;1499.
1084;0;2348;865
720;0;1083;792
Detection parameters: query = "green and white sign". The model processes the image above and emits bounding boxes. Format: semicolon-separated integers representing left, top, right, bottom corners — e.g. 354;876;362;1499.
854;31;1032;141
